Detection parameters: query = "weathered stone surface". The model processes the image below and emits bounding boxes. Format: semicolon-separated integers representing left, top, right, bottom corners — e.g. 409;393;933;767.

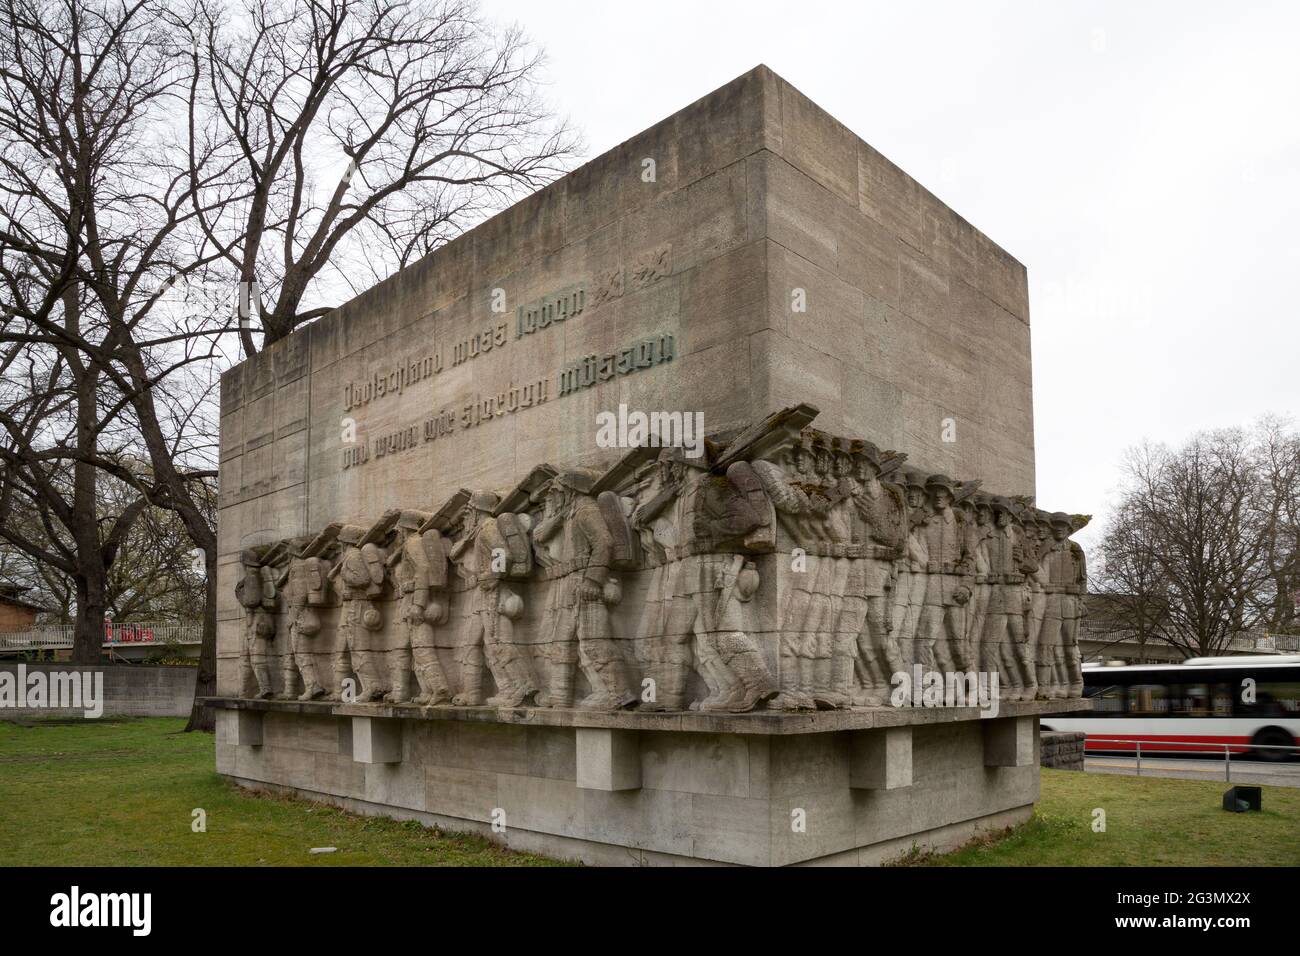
213;65;1084;865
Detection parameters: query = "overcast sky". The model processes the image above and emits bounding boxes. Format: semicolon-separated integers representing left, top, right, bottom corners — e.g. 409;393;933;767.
480;0;1299;546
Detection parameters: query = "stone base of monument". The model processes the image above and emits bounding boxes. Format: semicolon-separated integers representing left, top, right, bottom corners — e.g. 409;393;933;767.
205;697;1089;866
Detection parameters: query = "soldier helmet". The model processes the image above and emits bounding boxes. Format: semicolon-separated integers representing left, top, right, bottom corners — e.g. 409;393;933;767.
397;509;432;531
989;495;1016;516
1049;511;1073;530
336;524;367;545
855;440;883;469
550;469;599;495
925;473;958;494
469;491;500;513
899;467;928;492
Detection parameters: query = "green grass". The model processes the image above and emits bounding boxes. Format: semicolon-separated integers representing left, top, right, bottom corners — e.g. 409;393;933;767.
0;717;564;866
900;768;1300;866
4;719;1296;866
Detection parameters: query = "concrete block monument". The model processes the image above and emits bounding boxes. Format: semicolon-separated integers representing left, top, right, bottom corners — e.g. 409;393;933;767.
208;65;1089;866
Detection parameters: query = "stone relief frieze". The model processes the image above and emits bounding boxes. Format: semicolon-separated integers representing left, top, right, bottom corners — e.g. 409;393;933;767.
237;403;1089;712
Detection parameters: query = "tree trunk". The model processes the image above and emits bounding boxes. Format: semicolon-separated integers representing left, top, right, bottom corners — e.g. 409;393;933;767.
70;573;105;665
184;549;219;732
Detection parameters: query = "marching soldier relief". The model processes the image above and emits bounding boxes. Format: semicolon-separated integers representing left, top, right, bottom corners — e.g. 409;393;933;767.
213;69;1090;866
230;404;1090;713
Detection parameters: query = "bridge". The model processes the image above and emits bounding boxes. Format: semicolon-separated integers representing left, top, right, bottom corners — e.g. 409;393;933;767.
0;622;202;661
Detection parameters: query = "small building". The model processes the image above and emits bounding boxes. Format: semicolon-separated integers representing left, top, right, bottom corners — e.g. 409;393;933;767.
0;585;43;633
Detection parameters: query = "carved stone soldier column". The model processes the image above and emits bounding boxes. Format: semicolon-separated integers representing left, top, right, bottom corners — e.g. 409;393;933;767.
235;545;278;699
532;470;638;709
328;514;398;702
964;493;995;672
916;474;975;674
388;509;454;705
888;469;930;672
1041;512;1087;701
983;497;1036;701
278;525;340;700
752;441;832;710
1065;515;1090;698
633;448;776;712
1020;508;1053;699
844;442;908;707
449;492;538;707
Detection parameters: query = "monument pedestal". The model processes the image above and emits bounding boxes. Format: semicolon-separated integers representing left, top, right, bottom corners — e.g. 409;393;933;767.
212;66;1090;868
207;697;1088;866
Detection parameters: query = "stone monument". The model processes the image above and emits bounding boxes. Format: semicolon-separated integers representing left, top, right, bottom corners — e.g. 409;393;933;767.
208;66;1089;866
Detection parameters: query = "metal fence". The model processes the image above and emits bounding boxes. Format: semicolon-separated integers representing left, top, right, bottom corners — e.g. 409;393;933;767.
0;622;202;653
1087;736;1299;781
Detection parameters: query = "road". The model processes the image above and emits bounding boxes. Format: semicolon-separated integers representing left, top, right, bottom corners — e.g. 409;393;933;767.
1085;755;1300;788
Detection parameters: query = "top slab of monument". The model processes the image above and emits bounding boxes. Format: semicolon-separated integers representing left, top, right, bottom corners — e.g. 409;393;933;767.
217;65;1034;542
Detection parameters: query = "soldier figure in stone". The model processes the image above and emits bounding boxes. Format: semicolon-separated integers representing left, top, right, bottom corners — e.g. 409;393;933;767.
916;474;975;674
329;521;391;702
843;442;908;707
389;510;453;705
531;470;638;709
278;527;338;701
1040;512;1086;700
888;468;930;672
752;440;835;710
1020;508;1054;698
235;546;278;699
964;493;996;672
449;492;537;707
632;448;776;713
1064;515;1089;698
982;497;1036;701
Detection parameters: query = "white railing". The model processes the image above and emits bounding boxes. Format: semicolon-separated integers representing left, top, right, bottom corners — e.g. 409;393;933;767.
1086;736;1300;781
0;622;202;652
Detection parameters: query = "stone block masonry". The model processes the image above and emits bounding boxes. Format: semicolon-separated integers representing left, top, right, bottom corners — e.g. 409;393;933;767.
213;66;1088;865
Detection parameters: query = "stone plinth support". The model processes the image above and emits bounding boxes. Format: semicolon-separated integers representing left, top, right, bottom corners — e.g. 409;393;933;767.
849;726;913;791
208;696;1087;866
983;716;1036;768
576;728;642;792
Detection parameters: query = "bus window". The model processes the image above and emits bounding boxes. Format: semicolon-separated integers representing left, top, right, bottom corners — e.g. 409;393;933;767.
1128;684;1169;715
1174;683;1210;716
1086;684;1125;715
1242;681;1300;717
1266;682;1300;714
1211;684;1233;716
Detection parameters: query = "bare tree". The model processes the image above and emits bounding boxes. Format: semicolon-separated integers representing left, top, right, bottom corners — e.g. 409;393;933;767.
0;466;209;625
2;0;575;728
1253;415;1300;632
158;0;576;728
184;0;579;353
1096;429;1279;657
0;0;168;660
1091;495;1171;659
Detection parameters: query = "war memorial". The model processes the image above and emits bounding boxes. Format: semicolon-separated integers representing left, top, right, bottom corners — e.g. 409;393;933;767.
207;66;1090;866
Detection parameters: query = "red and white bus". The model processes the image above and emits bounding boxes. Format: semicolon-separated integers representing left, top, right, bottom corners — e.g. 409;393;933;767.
1040;655;1300;761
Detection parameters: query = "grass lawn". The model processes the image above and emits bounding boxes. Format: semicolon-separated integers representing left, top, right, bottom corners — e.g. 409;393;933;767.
2;718;1296;866
904;768;1300;866
0;717;563;866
